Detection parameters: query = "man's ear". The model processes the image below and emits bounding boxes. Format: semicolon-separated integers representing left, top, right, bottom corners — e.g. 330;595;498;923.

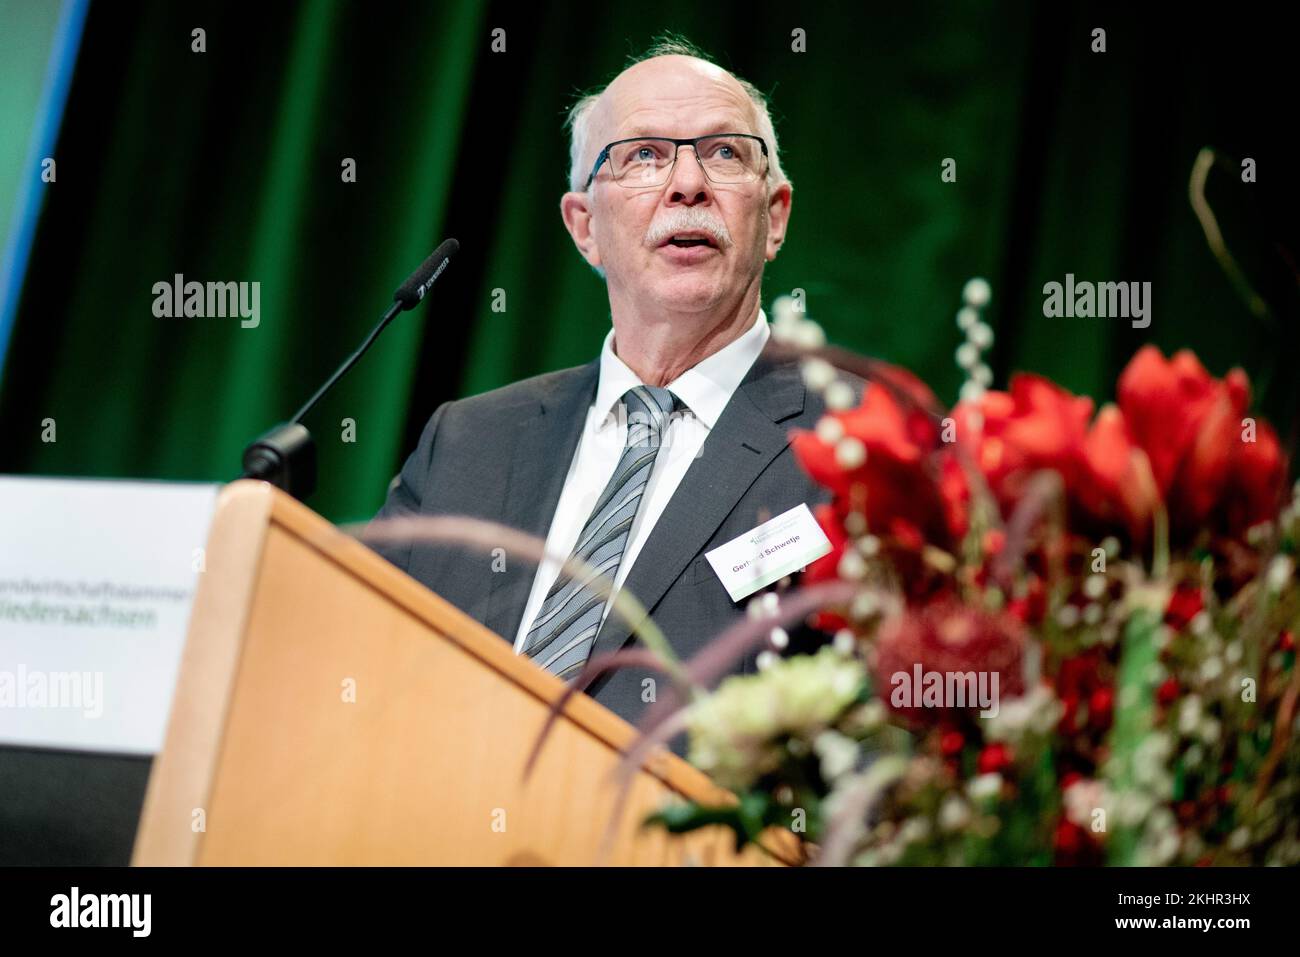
560;191;602;269
764;182;793;261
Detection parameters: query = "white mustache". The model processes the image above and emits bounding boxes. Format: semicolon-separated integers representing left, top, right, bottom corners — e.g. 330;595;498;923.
644;208;733;249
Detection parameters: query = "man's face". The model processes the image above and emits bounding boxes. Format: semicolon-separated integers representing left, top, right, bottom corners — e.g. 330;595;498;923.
561;56;792;315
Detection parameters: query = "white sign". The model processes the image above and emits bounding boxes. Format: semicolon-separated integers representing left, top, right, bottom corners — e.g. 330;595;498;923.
0;477;218;754
704;503;832;603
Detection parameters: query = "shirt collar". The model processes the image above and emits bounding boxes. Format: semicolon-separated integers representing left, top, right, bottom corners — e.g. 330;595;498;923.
593;309;771;431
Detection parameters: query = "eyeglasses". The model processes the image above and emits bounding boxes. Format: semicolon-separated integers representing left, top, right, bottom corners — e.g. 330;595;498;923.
584;134;769;190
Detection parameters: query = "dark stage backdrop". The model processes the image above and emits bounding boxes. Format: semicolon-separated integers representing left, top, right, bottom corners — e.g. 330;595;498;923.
1;1;1296;524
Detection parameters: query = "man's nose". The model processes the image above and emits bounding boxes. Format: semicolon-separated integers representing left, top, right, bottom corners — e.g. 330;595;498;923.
664;146;711;205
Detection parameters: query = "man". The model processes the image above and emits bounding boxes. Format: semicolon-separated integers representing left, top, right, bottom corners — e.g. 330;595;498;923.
374;39;856;742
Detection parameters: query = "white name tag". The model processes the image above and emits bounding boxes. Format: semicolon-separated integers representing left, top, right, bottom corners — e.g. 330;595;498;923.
704;503;832;603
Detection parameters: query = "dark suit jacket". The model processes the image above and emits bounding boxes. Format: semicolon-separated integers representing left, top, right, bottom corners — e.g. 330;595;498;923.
372;338;857;752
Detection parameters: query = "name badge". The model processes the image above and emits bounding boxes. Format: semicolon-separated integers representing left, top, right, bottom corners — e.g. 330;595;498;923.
704;503;832;603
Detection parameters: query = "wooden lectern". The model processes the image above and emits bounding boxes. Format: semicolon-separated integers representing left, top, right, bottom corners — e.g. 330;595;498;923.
131;481;800;866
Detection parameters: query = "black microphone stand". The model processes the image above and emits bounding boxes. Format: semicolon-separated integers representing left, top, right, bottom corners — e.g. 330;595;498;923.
240;300;404;500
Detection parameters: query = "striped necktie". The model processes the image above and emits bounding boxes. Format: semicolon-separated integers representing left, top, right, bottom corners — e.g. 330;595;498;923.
521;384;682;681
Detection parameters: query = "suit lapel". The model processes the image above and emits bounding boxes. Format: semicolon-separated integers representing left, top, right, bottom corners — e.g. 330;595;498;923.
481;360;599;642
587;343;807;668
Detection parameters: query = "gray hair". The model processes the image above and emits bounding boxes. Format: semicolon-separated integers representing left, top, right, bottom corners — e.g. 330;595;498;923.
564;36;790;195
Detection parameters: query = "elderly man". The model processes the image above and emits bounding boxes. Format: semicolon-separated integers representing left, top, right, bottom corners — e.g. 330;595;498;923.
375;39;852;738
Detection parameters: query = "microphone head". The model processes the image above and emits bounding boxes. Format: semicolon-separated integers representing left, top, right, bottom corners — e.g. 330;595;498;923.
393;238;460;309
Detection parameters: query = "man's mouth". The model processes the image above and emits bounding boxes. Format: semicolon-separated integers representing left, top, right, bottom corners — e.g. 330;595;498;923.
659;232;718;249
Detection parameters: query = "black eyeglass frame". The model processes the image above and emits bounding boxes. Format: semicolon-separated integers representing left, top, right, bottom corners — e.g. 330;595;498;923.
583;133;770;190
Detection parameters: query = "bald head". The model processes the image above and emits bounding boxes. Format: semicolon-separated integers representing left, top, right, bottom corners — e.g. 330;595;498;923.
566;49;788;194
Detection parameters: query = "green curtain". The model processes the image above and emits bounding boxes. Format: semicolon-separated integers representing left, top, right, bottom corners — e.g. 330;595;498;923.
2;1;1292;525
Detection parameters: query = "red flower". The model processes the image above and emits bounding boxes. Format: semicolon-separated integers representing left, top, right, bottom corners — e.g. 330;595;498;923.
940;729;965;757
952;374;1093;507
1055;650;1103;700
1117;346;1286;536
793;373;958;550
1156;677;1181;707
801;502;852;633
1118;347;1226;497
1077;404;1160;540
978;742;1013;774
1006;576;1047;626
1088;686;1114;731
1053;819;1086;855
1164;585;1204;631
872;601;1025;725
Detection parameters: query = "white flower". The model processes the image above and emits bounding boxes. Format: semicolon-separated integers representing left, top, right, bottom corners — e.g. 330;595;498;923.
1198;656;1223;683
1178;696;1202;736
814;414;845;444
841;699;886;735
900;816;932;844
1267;555;1294;593
962;277;992;308
1062;778;1106;828
983;685;1061;742
813;729;860;782
1199;717;1221;745
770;295;798;325
967;773;1002;801
838;549;867;581
939;794;971;831
835;435;867;467
794;322;827;350
1228;826;1250;852
825;381;857;411
801;358;837;392
686;647;868;791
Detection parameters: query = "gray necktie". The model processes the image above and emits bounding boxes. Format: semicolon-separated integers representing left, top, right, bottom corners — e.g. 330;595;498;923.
521;385;682;681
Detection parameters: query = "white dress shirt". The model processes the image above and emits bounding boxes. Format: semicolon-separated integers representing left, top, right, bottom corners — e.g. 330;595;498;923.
512;310;772;652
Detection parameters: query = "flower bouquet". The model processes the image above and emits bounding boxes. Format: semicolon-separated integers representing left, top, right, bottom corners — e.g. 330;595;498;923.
641;286;1299;866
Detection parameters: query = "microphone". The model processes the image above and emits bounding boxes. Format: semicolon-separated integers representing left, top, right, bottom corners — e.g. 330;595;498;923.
393;238;459;310
240;239;460;499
